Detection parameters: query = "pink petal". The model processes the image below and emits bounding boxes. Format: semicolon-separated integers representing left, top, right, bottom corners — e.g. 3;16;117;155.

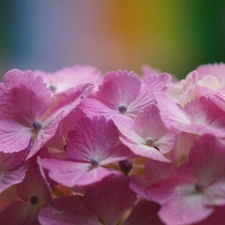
189;134;225;185
41;159;90;187
96;70;141;110
0;163;28;194
129;73;171;114
0;119;32;153
1;70;51;124
67;116;119;163
0;201;40;225
38;196;102;225
159;193;213;225
36;65;102;94
120;136;170;162
84;174;137;225
134;104;168;138
123;200;163;225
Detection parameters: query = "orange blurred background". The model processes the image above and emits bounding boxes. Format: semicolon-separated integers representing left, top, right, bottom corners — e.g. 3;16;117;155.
0;0;225;79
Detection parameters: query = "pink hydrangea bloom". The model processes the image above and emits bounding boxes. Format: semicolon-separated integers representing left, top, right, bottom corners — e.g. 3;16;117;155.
0;69;93;158
42;116;133;187
85;70;171;118
113;104;176;162
146;134;225;225
156;93;225;137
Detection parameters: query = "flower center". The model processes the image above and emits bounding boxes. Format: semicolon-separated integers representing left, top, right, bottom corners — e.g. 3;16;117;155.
30;196;39;205
119;160;133;174
118;104;127;113
145;137;154;146
194;183;205;192
32;121;42;131
49;84;57;92
90;157;100;167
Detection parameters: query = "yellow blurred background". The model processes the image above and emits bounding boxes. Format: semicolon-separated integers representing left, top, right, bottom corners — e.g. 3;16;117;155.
0;0;224;79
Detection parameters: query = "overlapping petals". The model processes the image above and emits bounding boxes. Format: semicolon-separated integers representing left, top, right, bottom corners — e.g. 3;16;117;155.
1;63;225;225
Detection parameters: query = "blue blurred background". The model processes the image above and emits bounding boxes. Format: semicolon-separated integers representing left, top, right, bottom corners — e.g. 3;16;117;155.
0;0;225;79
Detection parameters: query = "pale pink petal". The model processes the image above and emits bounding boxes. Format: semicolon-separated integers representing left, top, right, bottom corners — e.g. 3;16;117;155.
133;104;168;138
38;196;101;225
100;144;135;165
96;70;141;110
0;149;27;171
141;64;161;81
75;166;120;186
1;70;51;123
203;180;225;206
157;93;225;137
120;136;170;162
36;65;102;94
154;133;177;154
67;116;119;163
41;159;90;187
196;63;225;80
189;134;225;185
146;175;196;205
171;132;196;166
84;174;137;225
195;206;225;225
0;163;28;194
79;97;115;118
0;119;32;153
159;193;213;225
123;200;164;225
129;73;171;114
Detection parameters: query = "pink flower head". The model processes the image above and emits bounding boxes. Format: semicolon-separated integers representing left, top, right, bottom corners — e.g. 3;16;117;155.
156;93;225;137
94;70;170;118
0;69;93;158
42;116;133;187
113;104;176;162
146;134;225;225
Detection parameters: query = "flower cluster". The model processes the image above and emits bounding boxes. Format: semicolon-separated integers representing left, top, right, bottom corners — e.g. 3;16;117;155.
1;64;225;224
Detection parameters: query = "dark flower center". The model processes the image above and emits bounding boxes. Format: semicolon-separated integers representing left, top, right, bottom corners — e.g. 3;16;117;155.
30;196;39;205
194;183;205;192
49;84;57;92
118;104;127;113
119;160;133;173
32;121;42;131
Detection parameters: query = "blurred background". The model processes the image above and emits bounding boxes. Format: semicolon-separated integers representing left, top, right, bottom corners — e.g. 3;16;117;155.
0;0;225;79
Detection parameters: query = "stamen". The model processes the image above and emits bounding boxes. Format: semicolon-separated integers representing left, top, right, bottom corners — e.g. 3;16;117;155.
30;196;39;205
49;84;57;92
90;157;100;166
119;160;133;174
145;137;154;146
32;121;42;130
118;104;127;113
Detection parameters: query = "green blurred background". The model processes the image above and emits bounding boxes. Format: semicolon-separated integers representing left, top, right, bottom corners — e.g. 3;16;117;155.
0;0;224;79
